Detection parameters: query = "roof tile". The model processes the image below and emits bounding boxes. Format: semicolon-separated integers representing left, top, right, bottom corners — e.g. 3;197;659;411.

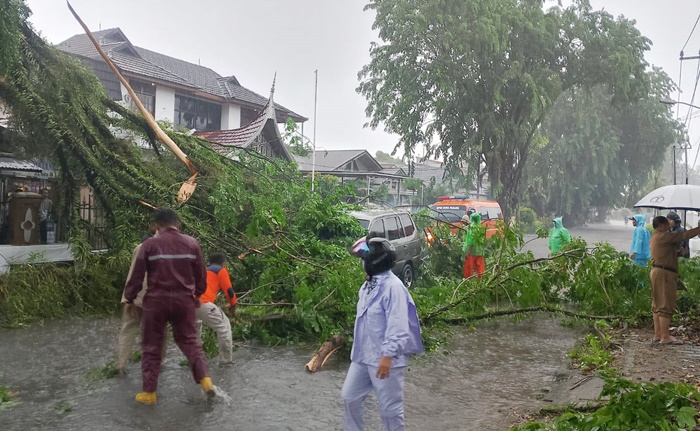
56;28;306;121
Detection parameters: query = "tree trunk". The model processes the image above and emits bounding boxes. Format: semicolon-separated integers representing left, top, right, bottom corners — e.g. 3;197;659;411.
304;335;346;373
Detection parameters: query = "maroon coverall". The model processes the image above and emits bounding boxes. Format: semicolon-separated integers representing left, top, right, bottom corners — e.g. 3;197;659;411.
124;226;210;393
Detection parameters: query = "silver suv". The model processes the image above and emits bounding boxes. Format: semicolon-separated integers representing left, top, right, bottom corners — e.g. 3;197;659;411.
350;209;423;288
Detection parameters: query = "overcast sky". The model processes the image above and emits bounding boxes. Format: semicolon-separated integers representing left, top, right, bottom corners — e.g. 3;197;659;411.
22;0;700;169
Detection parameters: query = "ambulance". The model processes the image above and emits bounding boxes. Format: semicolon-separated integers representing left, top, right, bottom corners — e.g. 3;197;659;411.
428;196;504;239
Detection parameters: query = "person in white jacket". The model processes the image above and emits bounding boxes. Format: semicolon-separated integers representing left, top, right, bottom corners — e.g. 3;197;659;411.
342;237;424;431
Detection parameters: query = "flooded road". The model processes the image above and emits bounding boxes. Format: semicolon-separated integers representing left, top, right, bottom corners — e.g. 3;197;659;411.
0;316;581;430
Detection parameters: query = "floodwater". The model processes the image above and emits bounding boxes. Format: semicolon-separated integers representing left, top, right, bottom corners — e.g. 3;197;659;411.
0;316;581;431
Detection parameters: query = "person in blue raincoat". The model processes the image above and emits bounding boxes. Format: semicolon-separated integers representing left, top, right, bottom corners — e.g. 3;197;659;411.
343;236;423;431
629;214;650;266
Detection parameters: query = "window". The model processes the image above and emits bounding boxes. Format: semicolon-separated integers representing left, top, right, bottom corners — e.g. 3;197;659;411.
368;219;385;238
240;107;259;127
429;205;466;223
477;207;502;220
384;216;401;240
174;94;222;131
357;219;370;230
399;214;415;236
128;79;155;116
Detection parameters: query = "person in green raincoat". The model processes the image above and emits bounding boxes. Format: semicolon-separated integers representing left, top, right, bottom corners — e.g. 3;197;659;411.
548;216;571;254
462;212;486;278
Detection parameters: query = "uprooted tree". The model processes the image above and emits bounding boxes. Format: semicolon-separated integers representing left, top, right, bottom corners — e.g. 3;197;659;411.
5;2;700;375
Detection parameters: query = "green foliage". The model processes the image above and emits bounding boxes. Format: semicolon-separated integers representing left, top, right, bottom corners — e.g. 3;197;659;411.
55;400;74;414
374;150;403;165
567;326;614;374
527;71;682;224
284;118;312;157
0;385;11;404
359;0;651;220
0;251;131;327
201;325;219;358
0;384;18;410
511;377;700;431
518;207;538;234
84;361;120;382
0;0;29;77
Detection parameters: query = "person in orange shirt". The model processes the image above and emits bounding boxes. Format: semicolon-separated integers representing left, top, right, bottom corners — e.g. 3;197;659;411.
196;252;237;365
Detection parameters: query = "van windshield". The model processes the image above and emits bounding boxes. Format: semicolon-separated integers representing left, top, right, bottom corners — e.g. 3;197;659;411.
356;219;370;230
429;205;467;223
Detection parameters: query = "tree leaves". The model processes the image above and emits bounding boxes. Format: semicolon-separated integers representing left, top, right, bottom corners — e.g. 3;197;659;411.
359;0;650;220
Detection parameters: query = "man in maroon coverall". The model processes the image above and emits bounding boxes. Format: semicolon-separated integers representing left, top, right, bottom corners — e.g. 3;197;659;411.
124;208;216;404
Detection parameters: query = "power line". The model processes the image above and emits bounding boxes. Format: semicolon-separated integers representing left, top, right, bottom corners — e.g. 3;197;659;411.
682;12;700;53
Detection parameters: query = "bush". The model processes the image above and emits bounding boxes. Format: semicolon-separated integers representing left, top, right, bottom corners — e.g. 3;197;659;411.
518;207;538;234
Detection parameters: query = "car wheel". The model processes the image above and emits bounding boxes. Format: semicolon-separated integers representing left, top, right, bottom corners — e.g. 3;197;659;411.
400;263;414;289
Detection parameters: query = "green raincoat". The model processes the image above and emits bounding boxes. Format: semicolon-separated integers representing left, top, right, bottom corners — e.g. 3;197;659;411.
548;216;571;254
462;213;486;256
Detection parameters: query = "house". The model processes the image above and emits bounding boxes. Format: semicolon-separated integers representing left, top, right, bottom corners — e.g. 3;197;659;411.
409;159;489;200
0;103;71;270
55;28;306;160
294;150;410;205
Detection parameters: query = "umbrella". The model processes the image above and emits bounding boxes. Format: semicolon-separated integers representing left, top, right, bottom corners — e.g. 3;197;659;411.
634;184;700;211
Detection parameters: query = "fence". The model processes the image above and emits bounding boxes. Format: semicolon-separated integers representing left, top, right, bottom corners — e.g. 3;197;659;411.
79;199;109;251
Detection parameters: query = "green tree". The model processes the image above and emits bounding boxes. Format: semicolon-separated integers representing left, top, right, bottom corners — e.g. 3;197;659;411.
526;69;681;224
374;150;403;164
358;0;650;220
284;118;312;157
0;0;28;78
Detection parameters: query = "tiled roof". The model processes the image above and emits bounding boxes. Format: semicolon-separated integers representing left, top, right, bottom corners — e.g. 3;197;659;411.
56;28;306;122
0;158;43;172
293;150;386;173
195;113;267;147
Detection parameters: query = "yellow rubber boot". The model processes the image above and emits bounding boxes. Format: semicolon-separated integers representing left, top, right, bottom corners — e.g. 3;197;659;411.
200;377;216;398
135;392;157;405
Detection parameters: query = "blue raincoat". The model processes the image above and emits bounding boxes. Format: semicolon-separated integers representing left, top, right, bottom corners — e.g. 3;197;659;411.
630;214;650;266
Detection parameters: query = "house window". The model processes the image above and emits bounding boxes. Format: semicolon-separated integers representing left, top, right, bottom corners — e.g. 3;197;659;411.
174;94;222;131
128;79;155;116
241;107;259;127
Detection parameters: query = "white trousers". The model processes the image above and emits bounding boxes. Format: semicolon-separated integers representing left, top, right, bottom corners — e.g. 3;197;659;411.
341;361;406;431
195;302;233;364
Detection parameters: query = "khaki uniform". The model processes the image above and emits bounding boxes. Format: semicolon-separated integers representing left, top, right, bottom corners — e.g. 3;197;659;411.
117;244;158;369
649;230;684;317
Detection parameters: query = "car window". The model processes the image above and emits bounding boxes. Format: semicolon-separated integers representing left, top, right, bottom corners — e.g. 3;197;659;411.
368;219;385;238
475;207;502;221
384;216;401;240
429;205;466;223
356;219;370;230
491;207;502;219
399;213;415;236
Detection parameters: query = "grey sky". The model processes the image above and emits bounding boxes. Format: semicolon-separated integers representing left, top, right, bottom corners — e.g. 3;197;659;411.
23;0;700;169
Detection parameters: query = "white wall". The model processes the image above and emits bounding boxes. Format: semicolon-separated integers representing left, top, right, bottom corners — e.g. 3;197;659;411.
119;84;175;124
221;103;241;130
154;86;175;123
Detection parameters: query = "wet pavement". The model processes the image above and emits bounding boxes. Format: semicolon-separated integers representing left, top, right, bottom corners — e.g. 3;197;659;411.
2;223;638;430
0;316;582;431
522;221;634;259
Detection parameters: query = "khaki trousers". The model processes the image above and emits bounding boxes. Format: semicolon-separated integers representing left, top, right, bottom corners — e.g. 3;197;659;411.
116;305;166;370
195;301;233;364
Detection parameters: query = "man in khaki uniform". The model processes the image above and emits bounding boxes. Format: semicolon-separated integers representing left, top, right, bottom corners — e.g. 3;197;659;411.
116;223;159;373
649;216;700;345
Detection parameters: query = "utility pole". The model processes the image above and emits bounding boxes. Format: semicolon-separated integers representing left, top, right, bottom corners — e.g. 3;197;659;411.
311;70;318;192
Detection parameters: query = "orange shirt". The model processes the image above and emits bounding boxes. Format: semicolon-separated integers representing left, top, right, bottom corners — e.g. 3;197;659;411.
202;264;236;306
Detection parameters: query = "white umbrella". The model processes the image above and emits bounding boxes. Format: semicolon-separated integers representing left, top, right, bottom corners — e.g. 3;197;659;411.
634;184;700;211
